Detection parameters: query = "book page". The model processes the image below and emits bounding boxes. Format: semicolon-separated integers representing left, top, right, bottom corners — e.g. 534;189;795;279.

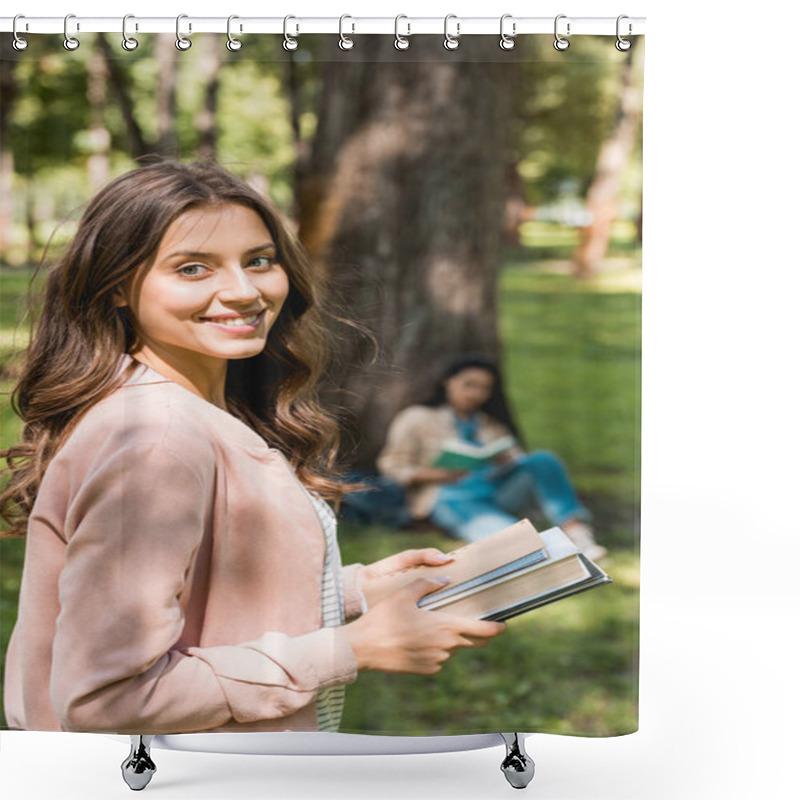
366;519;546;603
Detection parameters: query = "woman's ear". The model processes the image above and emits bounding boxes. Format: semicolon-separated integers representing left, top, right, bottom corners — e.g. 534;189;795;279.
112;286;128;308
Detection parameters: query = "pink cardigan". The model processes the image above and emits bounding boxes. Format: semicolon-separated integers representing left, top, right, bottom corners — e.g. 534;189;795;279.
3;359;364;734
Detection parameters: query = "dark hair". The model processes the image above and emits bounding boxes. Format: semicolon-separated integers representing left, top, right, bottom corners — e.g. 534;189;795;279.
1;158;345;536
421;353;521;438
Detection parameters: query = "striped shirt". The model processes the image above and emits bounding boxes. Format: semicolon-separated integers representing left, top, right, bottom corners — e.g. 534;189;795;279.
305;490;347;732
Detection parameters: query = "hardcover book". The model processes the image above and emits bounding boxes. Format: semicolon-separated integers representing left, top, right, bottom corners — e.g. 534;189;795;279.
432;435;517;470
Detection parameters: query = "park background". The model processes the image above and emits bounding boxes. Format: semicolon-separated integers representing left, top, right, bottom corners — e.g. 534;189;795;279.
0;25;642;735
1;1;799;799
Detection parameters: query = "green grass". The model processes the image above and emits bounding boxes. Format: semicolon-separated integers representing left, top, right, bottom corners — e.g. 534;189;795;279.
0;244;641;734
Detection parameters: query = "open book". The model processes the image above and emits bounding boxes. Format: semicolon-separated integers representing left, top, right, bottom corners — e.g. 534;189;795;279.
432;435;516;470
375;519;611;621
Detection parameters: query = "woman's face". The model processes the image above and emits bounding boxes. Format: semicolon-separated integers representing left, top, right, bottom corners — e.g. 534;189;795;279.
120;203;290;373
443;367;495;415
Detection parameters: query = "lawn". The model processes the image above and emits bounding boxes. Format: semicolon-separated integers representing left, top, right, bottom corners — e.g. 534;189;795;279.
0;242;640;734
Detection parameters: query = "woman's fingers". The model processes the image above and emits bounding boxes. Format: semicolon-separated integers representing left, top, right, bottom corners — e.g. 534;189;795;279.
416;547;455;565
389;548;454;571
365;547;454;580
407;576;452;600
458;617;507;639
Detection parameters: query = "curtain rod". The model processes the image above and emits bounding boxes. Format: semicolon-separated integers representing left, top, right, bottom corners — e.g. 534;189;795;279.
1;16;646;37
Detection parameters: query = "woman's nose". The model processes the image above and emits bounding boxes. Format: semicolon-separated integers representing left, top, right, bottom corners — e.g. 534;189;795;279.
217;267;261;302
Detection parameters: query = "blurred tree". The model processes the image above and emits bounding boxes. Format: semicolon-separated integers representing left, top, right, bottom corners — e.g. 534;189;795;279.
155;34;178;155
192;35;223;160
0;40;20;263
297;36;518;465
86;36;112;190
95;34;149;157
572;41;643;277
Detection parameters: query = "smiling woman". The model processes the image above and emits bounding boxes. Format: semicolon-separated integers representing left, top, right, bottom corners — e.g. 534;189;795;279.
117;204;291;409
0;159;506;737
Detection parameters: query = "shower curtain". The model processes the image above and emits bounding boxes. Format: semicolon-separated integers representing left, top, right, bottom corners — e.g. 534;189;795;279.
0;25;642;741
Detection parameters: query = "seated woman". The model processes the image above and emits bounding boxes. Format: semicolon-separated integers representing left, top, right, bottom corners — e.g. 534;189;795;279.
377;354;606;560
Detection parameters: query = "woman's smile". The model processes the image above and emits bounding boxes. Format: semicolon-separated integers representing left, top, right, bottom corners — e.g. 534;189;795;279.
199;309;265;330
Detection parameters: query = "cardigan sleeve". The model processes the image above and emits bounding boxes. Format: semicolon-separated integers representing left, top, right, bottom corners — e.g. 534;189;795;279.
341;563;367;619
376;406;431;486
50;440;357;735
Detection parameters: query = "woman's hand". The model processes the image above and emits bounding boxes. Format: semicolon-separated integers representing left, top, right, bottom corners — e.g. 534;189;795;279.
340;578;507;675
359;548;455;608
490;449;518;466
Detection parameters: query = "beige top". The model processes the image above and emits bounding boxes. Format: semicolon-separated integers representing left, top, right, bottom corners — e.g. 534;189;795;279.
376;405;513;519
3;358;365;734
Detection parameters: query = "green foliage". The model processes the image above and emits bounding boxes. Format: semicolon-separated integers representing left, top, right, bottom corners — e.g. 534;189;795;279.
11;49;89;175
3;35;643;265
215;63;297;210
511;37;643;209
3;35;317;264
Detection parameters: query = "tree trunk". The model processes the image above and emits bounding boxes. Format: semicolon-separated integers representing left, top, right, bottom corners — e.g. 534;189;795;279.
298;37;517;466
87;37;112;190
193;35;222;160
24;183;36;266
155;34;178;156
0;41;20;263
572;43;642;278
95;33;150;157
286;57;305;222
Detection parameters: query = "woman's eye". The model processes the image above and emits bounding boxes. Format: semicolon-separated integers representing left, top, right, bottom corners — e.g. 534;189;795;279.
178;264;207;277
248;255;276;269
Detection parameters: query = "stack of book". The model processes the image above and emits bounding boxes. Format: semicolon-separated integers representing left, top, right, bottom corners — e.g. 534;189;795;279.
380;519;611;621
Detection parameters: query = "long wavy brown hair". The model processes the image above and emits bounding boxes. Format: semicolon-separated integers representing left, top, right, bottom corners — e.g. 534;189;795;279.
1;158;349;537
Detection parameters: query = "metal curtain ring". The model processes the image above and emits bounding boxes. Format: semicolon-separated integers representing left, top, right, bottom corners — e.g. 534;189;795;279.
394;15;411;50
339;14;355;50
227;15;243;51
443;14;460;50
63;13;80;51
499;14;516;50
283;15;299;51
553;14;570;51
175;14;192;51
616;15;632;51
12;15;29;51
122;14;138;51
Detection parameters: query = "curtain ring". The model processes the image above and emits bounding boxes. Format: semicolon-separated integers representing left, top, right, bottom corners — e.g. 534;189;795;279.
227;15;243;51
616;15;632;51
339;14;355;50
443;14;460;51
394;15;411;50
553;14;570;51
175;14;192;51
63;13;80;51
12;15;29;51
499;14;516;50
122;14;139;51
283;15;299;51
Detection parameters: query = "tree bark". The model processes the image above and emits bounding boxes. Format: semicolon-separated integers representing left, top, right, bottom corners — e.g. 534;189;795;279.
0;42;19;262
155;34;179;156
298;37;517;465
87;37;112;190
193;35;222;161
572;42;642;278
95;33;150;158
